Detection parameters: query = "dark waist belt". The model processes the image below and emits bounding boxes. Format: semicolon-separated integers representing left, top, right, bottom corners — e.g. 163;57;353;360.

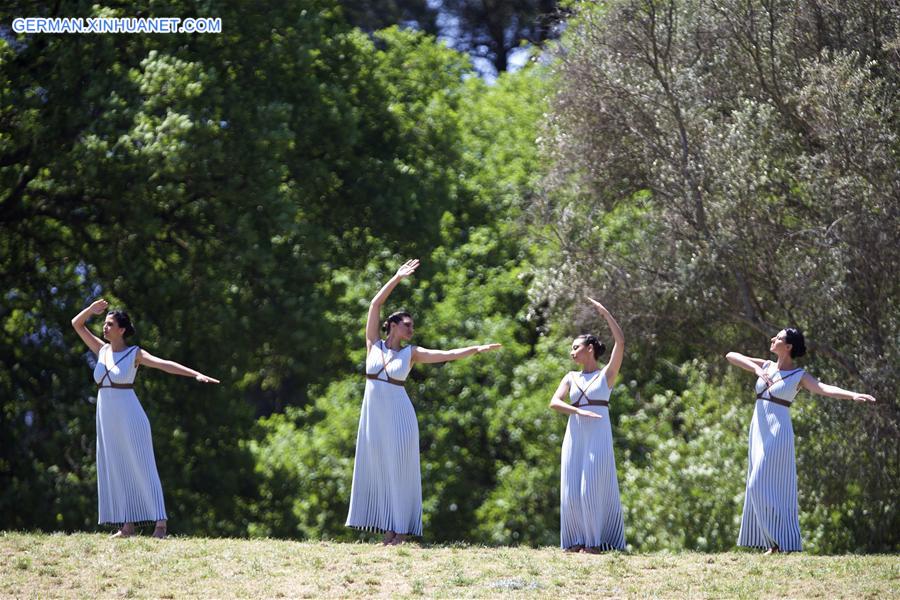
366;374;405;387
98;383;134;389
757;394;791;408
573;400;609;408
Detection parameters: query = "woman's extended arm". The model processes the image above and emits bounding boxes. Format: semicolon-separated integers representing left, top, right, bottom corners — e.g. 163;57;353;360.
800;373;876;403
136;349;220;383
365;259;419;350
411;343;501;364
71;299;108;355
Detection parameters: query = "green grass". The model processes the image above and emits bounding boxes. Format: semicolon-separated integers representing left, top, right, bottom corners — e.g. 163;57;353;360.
1;532;897;598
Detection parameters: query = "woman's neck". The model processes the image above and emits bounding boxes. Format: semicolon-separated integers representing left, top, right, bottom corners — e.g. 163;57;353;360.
775;355;795;370
581;360;600;373
385;336;403;351
109;339;128;352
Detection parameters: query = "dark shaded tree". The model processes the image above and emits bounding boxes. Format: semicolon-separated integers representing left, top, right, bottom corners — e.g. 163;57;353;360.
441;0;563;73
338;0;439;34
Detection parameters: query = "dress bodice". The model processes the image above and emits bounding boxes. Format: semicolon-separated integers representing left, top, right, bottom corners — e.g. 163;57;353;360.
568;368;612;406
365;340;414;383
754;360;804;404
93;344;139;385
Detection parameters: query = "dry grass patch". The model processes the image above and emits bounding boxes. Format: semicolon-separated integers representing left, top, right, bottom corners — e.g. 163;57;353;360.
1;532;897;598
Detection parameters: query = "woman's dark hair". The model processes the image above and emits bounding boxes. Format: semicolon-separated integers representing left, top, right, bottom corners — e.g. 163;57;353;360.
108;310;136;338
784;327;806;358
575;334;606;359
382;311;412;335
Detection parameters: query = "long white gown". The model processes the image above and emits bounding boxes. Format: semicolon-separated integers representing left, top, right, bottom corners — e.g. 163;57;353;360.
560;367;626;550
93;344;167;525
737;360;805;551
346;340;422;536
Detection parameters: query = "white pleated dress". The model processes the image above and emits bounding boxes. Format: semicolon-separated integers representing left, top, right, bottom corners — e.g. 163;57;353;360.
93;344;167;525
560;367;626;550
737;360;805;551
346;340;422;536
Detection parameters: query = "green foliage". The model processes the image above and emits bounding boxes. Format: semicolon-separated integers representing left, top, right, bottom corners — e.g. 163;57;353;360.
616;363;747;552
246;379;361;538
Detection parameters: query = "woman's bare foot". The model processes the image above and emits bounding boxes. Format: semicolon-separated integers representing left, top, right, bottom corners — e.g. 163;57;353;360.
564;544;584;553
388;534;407;546
764;546;780;555
580;546;600;554
110;523;135;538
151;525;167;539
382;531;397;545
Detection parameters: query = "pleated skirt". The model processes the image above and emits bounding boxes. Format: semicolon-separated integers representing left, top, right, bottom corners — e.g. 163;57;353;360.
560;407;626;550
96;389;167;525
346;380;423;536
737;400;802;551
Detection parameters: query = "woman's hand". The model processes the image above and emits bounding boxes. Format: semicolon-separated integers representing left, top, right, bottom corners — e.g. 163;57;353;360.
90;299;109;314
852;393;876;403
586;296;608;313
754;366;772;386
474;343;502;354
575;408;602;419
394;259;420;279
195;374;220;384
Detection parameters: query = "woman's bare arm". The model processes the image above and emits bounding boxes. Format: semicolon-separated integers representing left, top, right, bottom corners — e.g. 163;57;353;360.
71;299;108;355
411;343;501;364
365;259;419;351
136;349;220;383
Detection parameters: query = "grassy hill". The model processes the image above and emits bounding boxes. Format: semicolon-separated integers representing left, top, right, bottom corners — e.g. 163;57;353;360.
1;532;897;598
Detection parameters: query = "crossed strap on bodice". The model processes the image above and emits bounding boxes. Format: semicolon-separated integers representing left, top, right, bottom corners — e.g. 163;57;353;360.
570;371;608;408
365;342;406;387
97;346;137;389
756;367;803;407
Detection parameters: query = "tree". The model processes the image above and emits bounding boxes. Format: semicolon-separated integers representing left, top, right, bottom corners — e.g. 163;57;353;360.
338;0;438;35
441;0;564;73
532;0;899;551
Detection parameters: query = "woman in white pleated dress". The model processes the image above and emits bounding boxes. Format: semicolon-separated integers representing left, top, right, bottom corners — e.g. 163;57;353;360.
726;328;876;553
71;298;219;538
549;297;626;553
346;259;501;545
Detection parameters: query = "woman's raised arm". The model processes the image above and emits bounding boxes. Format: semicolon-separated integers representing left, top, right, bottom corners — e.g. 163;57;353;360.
366;259;419;351
587;297;624;385
71;299;108;355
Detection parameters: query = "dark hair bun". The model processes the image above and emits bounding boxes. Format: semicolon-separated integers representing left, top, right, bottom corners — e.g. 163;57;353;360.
784;327;806;358
577;334;606;359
